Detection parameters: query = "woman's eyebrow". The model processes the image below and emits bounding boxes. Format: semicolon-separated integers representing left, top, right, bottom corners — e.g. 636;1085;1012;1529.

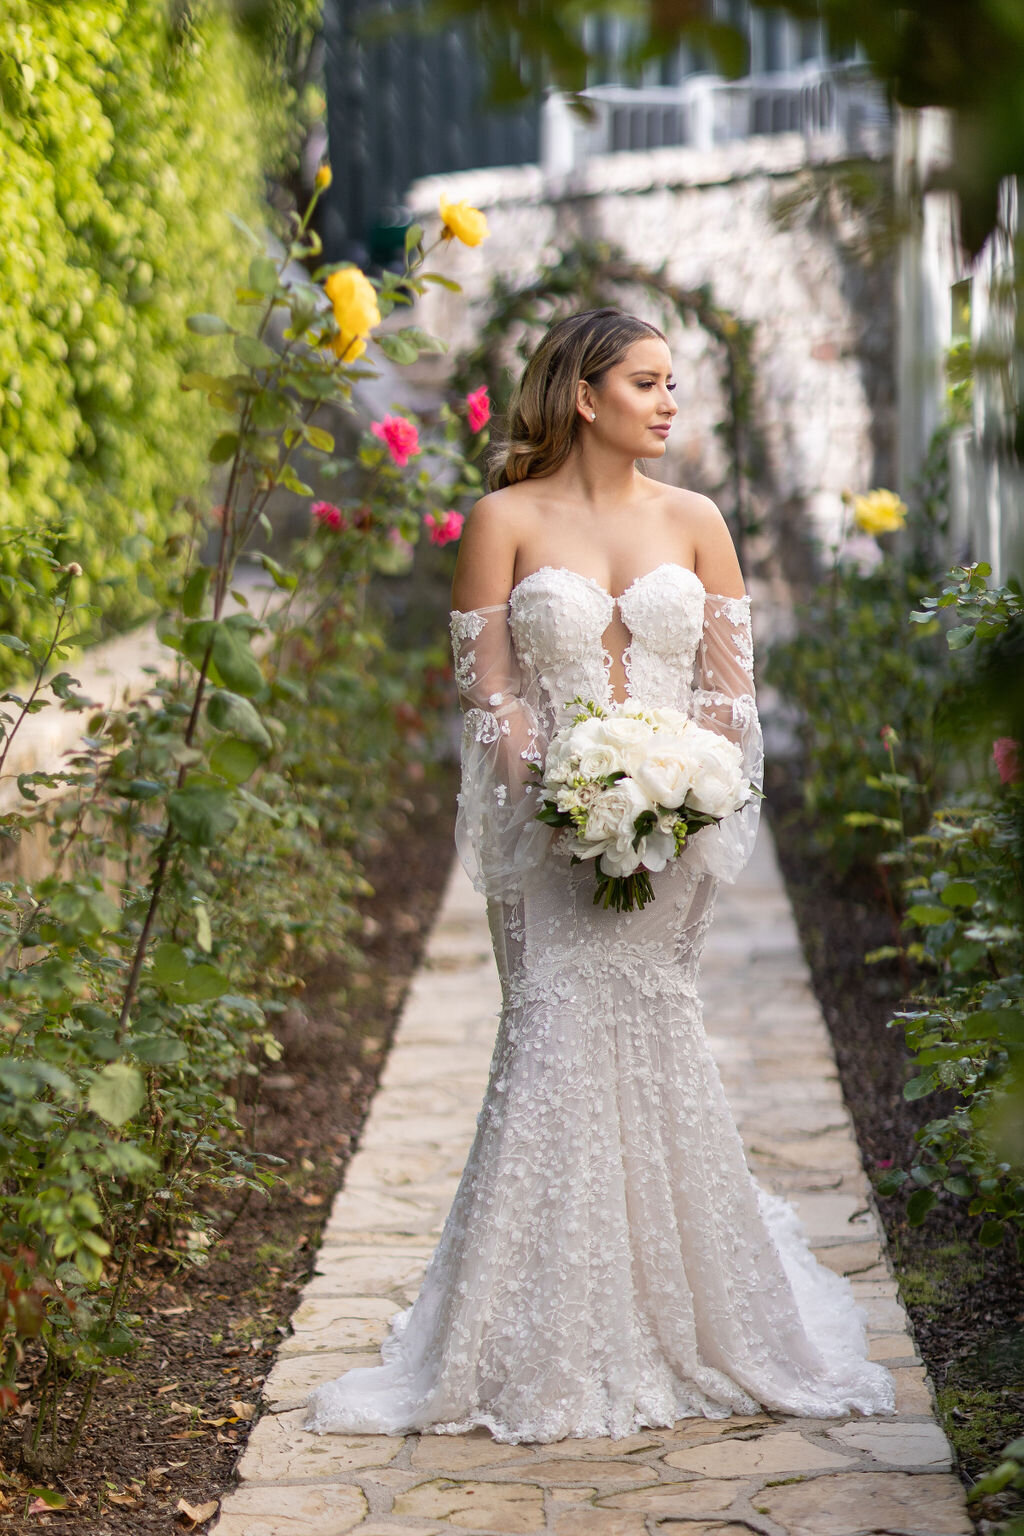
628;369;674;378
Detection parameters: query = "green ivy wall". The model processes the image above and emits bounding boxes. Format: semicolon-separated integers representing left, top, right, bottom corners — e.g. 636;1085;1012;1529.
0;1;301;654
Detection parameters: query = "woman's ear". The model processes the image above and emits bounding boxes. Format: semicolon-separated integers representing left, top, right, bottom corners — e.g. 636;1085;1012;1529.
576;382;596;422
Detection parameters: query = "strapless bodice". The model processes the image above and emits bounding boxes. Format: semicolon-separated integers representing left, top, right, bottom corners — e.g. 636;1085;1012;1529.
508;562;706;723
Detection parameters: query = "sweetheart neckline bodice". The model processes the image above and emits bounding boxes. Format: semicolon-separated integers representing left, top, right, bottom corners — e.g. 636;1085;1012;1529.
509;561;705;607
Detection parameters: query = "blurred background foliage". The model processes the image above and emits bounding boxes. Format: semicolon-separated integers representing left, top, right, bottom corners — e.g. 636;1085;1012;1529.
410;0;1024;259
0;0;322;658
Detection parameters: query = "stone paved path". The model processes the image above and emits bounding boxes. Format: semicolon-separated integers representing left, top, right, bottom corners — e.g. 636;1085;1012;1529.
212;827;973;1536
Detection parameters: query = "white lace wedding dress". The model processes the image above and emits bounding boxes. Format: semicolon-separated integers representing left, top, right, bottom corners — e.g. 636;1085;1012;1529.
304;562;897;1443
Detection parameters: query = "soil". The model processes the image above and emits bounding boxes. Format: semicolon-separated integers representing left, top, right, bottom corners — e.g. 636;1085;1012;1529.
0;760;460;1535
764;757;1024;1532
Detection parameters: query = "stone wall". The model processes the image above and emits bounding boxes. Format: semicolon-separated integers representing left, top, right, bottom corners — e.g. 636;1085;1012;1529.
406;132;896;597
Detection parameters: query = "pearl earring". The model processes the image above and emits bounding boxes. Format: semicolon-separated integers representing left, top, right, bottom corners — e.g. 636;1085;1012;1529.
589;412;596;421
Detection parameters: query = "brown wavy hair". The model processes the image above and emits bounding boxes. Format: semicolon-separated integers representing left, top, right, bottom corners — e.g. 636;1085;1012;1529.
487;308;668;491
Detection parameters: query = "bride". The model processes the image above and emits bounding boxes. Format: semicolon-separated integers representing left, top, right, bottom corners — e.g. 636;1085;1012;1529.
304;307;897;1443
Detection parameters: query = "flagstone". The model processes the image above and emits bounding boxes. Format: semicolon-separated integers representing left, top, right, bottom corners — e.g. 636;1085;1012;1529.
304;1254;430;1300
501;1460;655;1487
536;1432;664;1458
890;1365;933;1415
860;1295;911;1333
552;1507;649;1536
236;1410;399;1482
263;1352;383;1410
325;1190;448;1234
345;1150;455;1188
408;1432;535;1470
280;1298;398;1357
814;1241;884;1275
867;1332;919;1362
664;1429;851;1476
782;1192;876;1240
350;1525;443;1536
597;1479;741;1516
392;1478;546;1532
825;1419;953;1469
211;1482;368;1535
751;1471;973;1534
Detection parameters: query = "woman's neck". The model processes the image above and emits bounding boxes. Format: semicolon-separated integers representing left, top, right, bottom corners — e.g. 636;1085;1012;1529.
543;444;645;512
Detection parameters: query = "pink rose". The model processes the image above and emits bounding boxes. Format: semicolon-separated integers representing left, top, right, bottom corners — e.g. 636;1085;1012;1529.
371;414;420;468
424;510;464;547
466;385;491;434
312;500;346;531
993;736;1022;784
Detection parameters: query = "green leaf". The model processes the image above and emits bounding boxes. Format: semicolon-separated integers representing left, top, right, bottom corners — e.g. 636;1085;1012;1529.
178;964;230;1003
420;271;462;292
906;904;953;926
151;941;189;984
903;1071;939;1100
130;1033;187;1065
182;565;211;619
206;690;273;749
167;784;239;846
278;464;315;497
304;424;335;452
0;632;31;653
234;333;278;370
182;619;266;699
209;736;262;784
208;432;239;464
906;1187;938;1224
978;1219;1005;1247
404;222;424;254
187;313;233;335
376;332;419;365
24;1490;67;1511
248;255;279;293
87;1062;146;1128
940;881;977;908
195;902;212;954
946;624;975;649
943;1175;974;1197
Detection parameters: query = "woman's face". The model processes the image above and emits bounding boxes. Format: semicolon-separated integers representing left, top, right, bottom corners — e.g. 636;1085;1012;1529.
580;336;678;458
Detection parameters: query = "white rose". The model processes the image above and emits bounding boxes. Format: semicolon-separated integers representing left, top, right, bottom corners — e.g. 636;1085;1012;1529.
574;780;654;878
542;735;578;785
631;735;698;809
577;742;625;780
648;705;692;734
686;730;747;818
595;715;653;775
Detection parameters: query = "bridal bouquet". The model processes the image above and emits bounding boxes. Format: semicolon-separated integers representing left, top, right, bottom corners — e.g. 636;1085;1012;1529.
530;697;753;911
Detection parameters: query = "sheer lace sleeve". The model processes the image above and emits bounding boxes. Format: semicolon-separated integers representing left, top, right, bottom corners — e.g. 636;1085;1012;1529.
449;604;552;904
682;591;764;884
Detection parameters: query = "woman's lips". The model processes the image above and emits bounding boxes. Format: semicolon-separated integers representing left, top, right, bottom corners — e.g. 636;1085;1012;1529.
649;424;672;436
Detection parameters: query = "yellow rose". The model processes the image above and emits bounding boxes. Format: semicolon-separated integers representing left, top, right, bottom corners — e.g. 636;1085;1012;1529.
851;488;908;536
439;195;489;247
323;267;380;362
315;164;332;190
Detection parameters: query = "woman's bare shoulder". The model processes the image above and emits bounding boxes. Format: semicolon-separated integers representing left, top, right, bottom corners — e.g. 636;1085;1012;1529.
656;486;746;598
450;487;539;610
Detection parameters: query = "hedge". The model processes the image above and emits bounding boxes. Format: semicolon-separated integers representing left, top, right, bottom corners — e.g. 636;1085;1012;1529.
0;0;307;664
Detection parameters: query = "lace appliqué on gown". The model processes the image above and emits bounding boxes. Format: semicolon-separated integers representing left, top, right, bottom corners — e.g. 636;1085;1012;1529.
304;564;897;1443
